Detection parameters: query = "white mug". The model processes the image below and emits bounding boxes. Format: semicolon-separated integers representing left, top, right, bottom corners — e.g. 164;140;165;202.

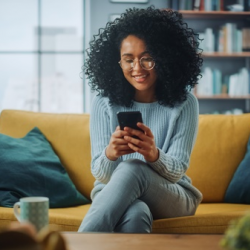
13;197;49;232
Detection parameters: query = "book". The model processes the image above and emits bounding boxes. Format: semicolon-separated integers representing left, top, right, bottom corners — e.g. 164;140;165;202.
228;74;238;97
222;75;230;94
205;0;212;11
171;0;179;10
212;0;218;10
240;68;249;95
218;27;225;52
236;29;242;52
179;0;186;10
199;0;205;10
249;69;250;94
244;0;250;11
219;0;224;10
225;23;237;53
228;68;249;96
197;67;213;96
213;69;222;94
242;28;250;51
205;28;215;52
193;0;201;10
186;0;193;10
214;29;219;52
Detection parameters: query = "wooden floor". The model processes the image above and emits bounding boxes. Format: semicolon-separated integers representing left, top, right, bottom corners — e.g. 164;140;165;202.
62;233;224;250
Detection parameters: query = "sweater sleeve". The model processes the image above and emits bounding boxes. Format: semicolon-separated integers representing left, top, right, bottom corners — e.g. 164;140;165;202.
146;94;199;183
90;96;122;184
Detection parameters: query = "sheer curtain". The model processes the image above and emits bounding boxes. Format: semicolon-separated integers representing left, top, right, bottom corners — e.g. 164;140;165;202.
0;0;91;113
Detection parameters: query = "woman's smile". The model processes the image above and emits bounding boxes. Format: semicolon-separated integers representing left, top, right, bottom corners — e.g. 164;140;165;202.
132;74;149;83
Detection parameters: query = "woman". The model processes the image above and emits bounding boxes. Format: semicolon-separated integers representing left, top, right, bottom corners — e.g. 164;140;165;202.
78;6;203;233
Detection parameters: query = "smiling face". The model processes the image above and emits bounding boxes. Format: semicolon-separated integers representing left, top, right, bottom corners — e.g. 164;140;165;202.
120;35;157;103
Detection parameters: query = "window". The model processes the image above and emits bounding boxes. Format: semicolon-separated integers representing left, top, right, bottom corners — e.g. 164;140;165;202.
0;0;86;113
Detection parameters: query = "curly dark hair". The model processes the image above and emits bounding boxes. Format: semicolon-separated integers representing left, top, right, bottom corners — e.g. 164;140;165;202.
84;6;203;107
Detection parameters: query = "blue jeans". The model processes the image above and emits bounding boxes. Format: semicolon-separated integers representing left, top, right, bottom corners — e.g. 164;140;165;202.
78;159;198;233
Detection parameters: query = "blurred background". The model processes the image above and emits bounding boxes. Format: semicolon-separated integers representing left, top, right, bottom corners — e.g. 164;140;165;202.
0;0;249;114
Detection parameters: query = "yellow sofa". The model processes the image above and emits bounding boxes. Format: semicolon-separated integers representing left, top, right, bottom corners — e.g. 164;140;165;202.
0;110;250;234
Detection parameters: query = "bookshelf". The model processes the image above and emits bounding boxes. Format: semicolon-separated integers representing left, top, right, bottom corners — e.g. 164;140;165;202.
179;10;250;114
202;52;250;57
196;94;250;99
180;10;250;18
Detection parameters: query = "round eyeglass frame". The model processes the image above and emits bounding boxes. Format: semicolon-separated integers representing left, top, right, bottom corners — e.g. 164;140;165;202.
118;56;155;71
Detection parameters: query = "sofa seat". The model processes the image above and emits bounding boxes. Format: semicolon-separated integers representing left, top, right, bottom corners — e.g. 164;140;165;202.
1;110;250;234
1;203;249;233
0;205;90;232
152;203;250;233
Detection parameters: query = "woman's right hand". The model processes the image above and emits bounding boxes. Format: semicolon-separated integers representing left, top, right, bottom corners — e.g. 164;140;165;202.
105;126;135;161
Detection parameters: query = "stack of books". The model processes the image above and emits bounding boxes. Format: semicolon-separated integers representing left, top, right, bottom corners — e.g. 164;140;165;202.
199;25;250;53
196;67;250;97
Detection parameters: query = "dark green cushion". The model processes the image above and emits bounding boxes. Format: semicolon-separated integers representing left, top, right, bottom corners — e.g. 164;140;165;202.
224;136;250;204
0;127;90;208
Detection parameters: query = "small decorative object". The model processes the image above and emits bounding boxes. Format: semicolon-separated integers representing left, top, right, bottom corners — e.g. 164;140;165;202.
226;4;244;12
220;213;250;250
110;0;148;3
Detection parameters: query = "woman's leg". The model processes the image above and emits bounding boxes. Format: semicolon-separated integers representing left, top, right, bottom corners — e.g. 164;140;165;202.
78;159;198;232
114;199;153;233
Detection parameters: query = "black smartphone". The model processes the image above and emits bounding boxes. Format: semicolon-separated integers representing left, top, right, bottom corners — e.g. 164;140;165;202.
117;111;143;133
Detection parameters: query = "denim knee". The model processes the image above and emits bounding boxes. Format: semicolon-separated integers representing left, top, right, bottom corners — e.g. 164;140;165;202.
113;159;150;177
115;200;153;233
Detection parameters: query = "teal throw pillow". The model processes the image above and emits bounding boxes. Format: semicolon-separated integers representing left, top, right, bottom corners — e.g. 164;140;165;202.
0;127;90;208
224;136;250;204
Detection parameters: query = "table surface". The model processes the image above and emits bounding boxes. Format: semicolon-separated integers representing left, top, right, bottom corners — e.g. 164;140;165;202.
62;233;224;250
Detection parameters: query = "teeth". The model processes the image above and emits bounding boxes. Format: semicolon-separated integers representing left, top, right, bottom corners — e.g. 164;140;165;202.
134;75;146;79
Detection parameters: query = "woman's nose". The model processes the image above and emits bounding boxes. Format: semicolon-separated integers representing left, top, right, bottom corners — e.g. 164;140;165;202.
132;59;142;70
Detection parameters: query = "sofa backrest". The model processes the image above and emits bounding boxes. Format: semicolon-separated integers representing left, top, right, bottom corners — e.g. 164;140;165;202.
0;110;94;200
187;114;250;203
1;110;250;203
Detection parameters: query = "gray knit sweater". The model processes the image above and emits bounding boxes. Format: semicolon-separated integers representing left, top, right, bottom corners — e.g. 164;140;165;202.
89;93;203;202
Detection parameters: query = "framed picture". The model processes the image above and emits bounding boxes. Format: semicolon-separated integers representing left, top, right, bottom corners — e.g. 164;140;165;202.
109;14;121;22
110;0;148;3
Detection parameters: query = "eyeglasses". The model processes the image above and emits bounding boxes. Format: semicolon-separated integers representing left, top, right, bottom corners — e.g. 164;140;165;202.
118;56;155;71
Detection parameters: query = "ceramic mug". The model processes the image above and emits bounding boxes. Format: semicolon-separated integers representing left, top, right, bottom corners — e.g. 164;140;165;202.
13;197;49;232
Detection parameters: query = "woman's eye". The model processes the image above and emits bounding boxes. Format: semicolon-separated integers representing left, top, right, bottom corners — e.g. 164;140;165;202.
125;59;133;63
143;57;153;61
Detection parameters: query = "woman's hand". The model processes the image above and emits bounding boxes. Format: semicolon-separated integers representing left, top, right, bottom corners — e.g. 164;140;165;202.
105;126;135;161
124;123;159;162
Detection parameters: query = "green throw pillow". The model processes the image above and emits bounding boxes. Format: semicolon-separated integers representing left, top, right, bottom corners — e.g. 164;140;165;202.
0;127;90;208
224;136;250;204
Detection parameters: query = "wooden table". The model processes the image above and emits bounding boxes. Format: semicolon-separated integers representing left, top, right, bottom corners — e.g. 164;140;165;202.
62;233;224;250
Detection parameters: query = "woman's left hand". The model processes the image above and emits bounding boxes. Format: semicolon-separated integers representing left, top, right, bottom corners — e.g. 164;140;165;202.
124;122;159;162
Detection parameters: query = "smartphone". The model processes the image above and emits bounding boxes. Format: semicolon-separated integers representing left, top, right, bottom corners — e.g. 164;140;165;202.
117;111;143;133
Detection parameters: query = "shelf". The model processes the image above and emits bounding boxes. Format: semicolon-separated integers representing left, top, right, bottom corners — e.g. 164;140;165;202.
202;52;250;58
179;10;250;19
178;9;250;113
196;94;250;100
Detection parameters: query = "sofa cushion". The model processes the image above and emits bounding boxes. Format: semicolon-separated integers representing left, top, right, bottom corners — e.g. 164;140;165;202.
0;127;90;208
152;203;250;234
0;110;94;200
224;136;250;204
0;204;92;232
187;114;250;202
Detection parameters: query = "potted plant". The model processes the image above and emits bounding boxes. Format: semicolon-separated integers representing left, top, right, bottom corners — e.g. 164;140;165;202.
221;213;250;250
